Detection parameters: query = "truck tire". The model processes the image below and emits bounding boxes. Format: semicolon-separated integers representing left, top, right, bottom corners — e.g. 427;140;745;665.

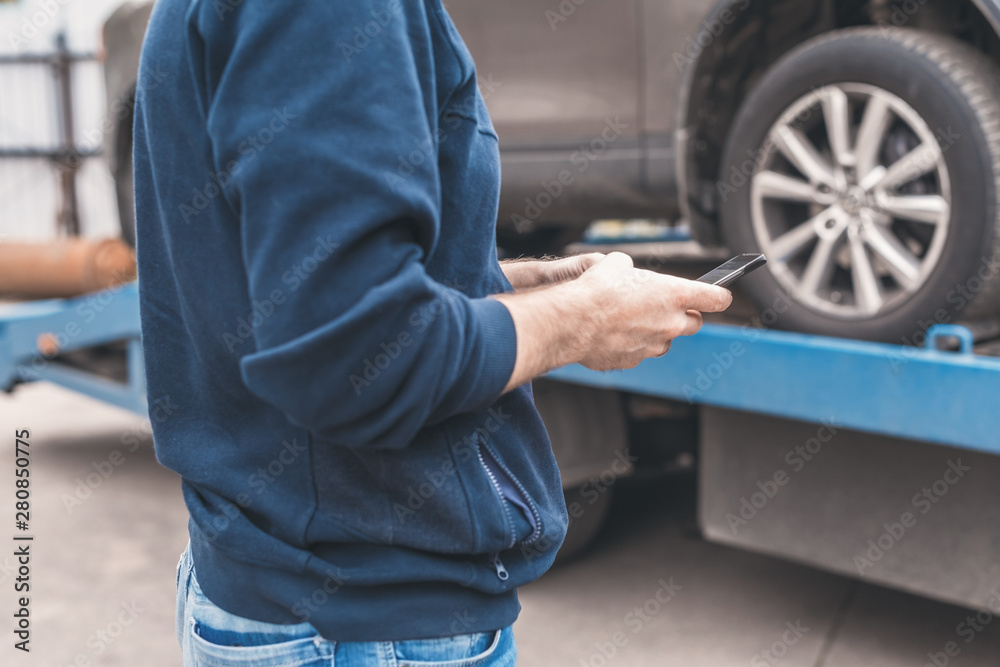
556;483;613;563
720;28;1000;342
531;379;628;561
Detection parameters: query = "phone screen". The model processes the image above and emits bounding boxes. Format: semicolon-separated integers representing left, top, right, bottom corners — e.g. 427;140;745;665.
697;253;767;288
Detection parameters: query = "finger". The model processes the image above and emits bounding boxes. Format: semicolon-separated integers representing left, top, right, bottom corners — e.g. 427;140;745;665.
680;310;703;337
655;340;673;358
570;252;606;275
681;281;733;313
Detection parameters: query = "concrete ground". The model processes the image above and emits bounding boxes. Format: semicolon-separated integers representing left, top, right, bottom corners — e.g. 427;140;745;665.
2;382;998;666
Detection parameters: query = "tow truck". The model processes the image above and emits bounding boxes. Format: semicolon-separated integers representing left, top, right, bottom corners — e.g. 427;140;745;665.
3;225;999;614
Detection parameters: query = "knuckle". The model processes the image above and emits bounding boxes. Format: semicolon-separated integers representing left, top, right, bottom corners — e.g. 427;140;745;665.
610;251;634;267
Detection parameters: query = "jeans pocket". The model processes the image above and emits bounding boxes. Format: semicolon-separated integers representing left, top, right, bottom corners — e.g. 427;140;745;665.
176;545;193;648
185;561;327;667
177;552;185;589
392;629;502;666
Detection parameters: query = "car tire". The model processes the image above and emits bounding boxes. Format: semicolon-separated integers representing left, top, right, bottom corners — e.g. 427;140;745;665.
720;28;1000;342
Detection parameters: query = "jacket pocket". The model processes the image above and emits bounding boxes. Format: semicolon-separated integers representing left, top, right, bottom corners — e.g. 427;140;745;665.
475;437;543;550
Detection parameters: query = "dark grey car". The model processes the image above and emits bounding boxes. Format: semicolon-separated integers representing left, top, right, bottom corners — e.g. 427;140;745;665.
105;0;1000;342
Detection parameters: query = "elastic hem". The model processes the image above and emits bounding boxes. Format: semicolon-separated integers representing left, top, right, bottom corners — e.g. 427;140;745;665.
189;535;521;642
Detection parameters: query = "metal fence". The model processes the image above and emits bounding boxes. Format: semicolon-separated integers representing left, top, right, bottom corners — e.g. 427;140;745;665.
0;33;119;242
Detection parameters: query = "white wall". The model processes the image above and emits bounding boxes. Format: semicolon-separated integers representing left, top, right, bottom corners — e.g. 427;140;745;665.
0;0;130;54
0;0;132;242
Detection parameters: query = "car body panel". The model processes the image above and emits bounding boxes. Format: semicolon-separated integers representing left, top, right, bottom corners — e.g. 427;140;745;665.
445;0;672;228
447;0;643;149
103;0;1000;237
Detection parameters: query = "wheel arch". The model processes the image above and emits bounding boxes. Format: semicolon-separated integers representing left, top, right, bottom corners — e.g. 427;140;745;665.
675;0;1000;246
102;1;154;242
969;0;1000;36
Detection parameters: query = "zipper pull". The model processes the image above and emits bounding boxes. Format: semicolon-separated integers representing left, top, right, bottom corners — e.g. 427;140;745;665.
491;553;509;581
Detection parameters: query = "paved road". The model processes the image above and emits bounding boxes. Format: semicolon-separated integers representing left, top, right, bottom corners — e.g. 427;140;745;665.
1;382;998;666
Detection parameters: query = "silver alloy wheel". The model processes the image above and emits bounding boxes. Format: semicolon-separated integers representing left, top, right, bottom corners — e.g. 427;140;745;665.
751;83;952;319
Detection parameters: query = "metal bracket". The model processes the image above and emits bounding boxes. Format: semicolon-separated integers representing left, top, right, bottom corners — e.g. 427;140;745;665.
924;324;974;355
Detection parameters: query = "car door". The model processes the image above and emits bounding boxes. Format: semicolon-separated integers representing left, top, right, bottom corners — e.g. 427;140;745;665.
446;0;641;151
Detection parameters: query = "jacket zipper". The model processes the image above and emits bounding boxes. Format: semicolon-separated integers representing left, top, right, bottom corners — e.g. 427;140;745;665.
477;437;548;580
490;552;509;581
478;442;544;546
477;444;518;551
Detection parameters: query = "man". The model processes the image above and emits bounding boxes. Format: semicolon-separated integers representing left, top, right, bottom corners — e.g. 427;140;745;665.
133;1;732;665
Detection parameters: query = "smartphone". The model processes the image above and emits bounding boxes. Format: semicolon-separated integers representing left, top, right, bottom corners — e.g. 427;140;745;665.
697;253;767;288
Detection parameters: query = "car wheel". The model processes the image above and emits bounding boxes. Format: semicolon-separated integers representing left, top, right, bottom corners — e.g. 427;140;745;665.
720;28;1000;342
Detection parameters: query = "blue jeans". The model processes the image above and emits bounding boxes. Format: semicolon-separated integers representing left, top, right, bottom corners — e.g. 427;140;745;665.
176;545;517;666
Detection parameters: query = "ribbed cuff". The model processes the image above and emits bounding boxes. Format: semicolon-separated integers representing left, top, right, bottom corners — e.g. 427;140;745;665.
462;297;518;411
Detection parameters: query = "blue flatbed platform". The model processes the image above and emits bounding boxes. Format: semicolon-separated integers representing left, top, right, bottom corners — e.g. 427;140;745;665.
0;282;145;415
547;322;1000;456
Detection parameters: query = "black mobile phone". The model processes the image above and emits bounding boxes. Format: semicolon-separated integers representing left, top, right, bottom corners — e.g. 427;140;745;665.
696;253;767;288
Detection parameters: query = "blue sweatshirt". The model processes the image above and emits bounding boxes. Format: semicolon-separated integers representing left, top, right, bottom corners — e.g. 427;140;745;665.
133;0;568;642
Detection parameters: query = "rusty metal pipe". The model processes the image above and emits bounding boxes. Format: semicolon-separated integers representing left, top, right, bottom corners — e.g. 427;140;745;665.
0;238;137;299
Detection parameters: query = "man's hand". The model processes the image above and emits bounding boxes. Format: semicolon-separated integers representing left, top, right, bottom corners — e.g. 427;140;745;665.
500;253;605;291
570;252;730;371
493;252;732;391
